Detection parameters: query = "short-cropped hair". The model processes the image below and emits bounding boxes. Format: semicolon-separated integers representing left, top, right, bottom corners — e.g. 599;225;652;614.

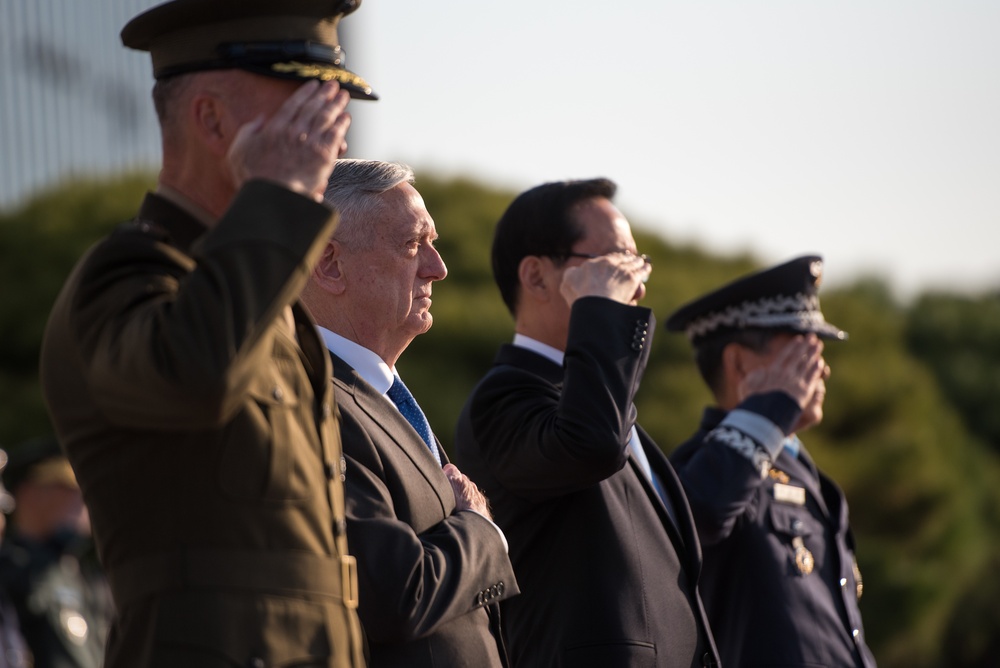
491;178;616;316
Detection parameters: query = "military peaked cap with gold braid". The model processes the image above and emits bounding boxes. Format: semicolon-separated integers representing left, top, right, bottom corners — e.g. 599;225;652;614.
666;255;848;345
121;0;377;100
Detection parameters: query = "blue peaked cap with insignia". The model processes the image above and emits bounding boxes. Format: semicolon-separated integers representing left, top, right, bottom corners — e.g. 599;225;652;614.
665;255;848;345
121;0;377;100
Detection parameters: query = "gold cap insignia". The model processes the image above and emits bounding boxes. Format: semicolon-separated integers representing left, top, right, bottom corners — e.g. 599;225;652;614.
271;61;373;97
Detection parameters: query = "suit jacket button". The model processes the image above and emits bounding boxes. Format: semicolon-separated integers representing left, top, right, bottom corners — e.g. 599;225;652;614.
248;658;266;668
272;386;284;402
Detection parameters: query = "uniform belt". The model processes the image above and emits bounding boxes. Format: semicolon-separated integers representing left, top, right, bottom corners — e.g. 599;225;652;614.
107;547;358;612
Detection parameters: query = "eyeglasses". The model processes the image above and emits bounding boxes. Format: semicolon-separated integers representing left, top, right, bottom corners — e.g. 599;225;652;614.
558;251;651;263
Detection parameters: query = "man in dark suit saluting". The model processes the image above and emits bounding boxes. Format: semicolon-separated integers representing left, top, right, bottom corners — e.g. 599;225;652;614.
299;159;519;667
455;179;720;668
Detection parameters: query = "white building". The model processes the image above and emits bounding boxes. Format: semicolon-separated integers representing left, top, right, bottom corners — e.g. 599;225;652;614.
0;0;370;210
0;0;160;209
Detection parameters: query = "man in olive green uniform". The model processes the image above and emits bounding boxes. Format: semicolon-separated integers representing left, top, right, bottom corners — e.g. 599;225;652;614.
39;1;376;666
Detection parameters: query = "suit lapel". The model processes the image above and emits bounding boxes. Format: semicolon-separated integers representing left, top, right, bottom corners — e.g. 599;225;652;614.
329;352;451;509
625;449;683;545
496;346;695;561
436;437;451;465
637;428;703;563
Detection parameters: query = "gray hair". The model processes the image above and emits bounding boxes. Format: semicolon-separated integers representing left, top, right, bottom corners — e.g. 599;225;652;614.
324;159;415;248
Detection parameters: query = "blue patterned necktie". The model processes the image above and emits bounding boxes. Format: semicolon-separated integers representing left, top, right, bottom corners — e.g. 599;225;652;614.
386;376;441;465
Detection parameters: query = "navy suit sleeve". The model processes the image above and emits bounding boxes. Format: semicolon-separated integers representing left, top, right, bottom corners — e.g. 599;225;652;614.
671;392;802;546
464;298;653;502
338;405;517;643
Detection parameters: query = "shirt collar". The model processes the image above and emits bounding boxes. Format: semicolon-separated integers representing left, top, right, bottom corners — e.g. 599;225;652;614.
783;434;802;458
513;333;564;366
317;326;396;395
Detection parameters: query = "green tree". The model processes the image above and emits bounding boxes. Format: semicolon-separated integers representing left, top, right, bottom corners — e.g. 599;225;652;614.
906;292;1000;452
0;174;155;444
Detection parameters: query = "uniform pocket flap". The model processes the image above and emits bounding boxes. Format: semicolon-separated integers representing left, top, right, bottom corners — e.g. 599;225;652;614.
769;503;815;537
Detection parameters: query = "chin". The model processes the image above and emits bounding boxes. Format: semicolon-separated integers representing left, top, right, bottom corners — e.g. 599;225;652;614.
407;313;433;335
795;408;824;433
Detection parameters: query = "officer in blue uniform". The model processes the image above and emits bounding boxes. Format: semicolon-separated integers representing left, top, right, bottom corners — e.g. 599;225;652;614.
667;255;877;668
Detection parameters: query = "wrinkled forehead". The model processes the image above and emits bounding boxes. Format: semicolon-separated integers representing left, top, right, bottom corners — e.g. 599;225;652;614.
380;183;436;236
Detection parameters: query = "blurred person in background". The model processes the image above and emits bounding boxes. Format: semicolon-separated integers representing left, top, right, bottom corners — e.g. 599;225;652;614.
0;437;112;668
0;449;30;668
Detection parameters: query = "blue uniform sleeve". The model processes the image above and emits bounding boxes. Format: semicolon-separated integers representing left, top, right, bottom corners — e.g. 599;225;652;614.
672;391;801;546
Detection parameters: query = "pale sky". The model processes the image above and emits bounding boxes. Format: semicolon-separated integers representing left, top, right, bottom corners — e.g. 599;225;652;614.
346;0;1000;300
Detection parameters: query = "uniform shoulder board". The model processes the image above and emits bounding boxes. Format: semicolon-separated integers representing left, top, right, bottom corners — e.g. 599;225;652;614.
112;218;172;243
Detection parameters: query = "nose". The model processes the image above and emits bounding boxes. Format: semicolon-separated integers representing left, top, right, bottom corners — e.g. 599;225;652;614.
421;245;448;281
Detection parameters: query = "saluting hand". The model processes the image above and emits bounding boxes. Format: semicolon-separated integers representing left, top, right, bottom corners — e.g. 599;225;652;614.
559;252;651;306
739;334;828;413
227;80;352;202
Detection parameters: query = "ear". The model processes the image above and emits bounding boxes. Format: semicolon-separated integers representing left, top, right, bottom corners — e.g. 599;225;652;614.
711;342;751;408
311;240;347;295
517;256;554;304
190;92;231;158
721;341;749;383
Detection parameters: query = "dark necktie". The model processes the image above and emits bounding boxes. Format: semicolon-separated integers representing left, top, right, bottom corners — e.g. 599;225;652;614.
387;376;441;464
628;426;678;529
